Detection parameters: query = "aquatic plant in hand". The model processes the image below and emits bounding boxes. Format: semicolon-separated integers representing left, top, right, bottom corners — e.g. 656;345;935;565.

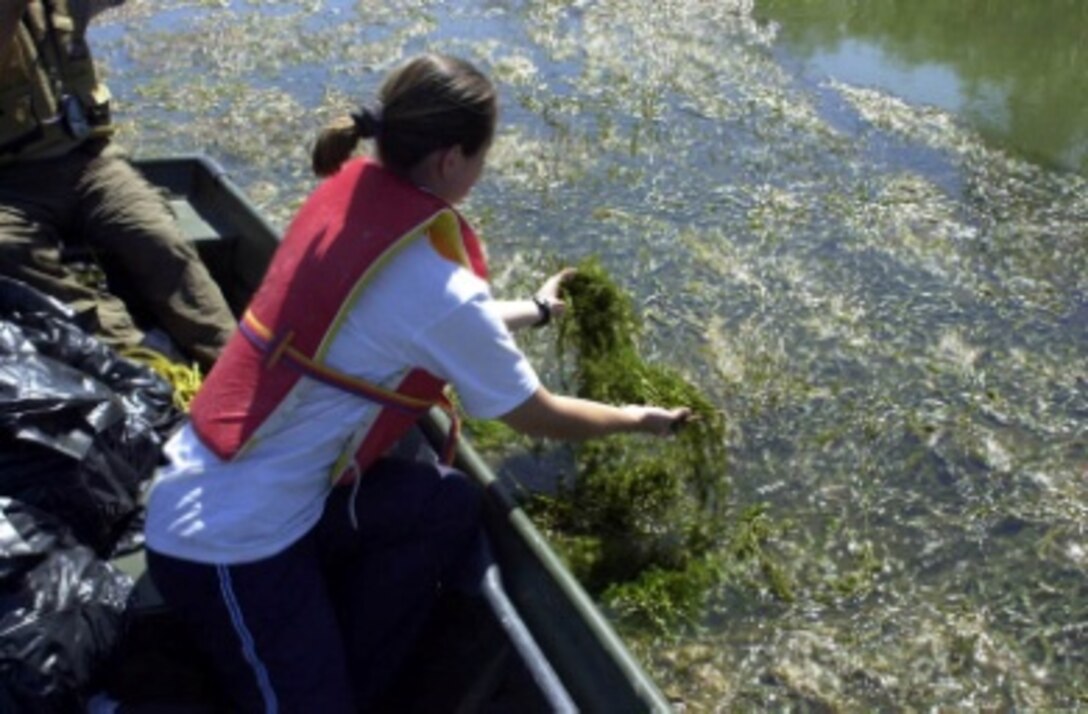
529;258;733;629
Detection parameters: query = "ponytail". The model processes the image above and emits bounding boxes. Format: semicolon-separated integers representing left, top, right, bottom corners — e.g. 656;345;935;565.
311;105;382;178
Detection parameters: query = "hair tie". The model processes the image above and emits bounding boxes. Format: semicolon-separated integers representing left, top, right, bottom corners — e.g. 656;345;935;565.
350;104;383;139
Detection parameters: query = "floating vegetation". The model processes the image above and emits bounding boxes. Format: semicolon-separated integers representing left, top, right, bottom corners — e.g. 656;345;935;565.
523;258;736;629
120;347;203;411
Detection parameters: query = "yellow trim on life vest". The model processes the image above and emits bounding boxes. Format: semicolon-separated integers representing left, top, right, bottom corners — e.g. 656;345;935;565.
313;209;474;362
426;210;471;267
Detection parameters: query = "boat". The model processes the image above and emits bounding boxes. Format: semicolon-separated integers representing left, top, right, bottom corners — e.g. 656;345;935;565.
109;155;673;713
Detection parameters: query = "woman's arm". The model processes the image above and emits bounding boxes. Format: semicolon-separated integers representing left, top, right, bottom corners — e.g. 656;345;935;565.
500;386;689;440
490;268;689;438
491;297;558;331
494;267;576;332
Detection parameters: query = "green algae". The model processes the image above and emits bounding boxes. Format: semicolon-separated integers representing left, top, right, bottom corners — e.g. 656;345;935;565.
524;258;740;629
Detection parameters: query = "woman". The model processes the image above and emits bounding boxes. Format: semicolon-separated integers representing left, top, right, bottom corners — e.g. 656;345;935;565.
144;53;689;713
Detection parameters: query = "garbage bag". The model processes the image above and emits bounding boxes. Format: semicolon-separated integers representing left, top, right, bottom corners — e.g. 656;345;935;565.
0;276;180;435
0;277;182;557
0;498;133;714
0;497;71;585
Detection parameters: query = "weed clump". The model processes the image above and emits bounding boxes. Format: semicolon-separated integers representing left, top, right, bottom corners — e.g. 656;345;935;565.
532;258;732;629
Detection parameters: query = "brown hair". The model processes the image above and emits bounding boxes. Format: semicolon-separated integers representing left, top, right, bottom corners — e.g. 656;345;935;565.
312;54;497;178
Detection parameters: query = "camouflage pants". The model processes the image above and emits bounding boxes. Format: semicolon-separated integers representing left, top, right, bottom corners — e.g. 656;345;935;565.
0;140;235;370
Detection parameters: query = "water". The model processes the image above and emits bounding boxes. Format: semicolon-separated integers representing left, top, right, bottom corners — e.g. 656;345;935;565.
92;0;1086;709
756;0;1088;176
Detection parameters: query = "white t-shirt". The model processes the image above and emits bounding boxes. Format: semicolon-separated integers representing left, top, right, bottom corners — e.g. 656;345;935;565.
144;237;539;564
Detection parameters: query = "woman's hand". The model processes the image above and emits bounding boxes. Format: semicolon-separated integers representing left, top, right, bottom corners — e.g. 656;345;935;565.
622;405;693;436
534;267;577;320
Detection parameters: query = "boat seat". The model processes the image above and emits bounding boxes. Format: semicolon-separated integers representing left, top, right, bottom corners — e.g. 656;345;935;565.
168;198;221;243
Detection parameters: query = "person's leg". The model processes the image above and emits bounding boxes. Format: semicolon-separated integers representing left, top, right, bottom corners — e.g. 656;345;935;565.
75;143;235;370
146;533;356;714
319;458;483;710
0;154;144;346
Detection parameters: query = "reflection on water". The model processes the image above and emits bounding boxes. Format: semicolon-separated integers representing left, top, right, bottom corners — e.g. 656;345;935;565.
92;0;1086;710
756;0;1088;175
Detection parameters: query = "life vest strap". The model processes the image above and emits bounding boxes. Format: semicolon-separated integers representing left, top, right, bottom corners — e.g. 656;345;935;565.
240;309;430;416
239;309;461;465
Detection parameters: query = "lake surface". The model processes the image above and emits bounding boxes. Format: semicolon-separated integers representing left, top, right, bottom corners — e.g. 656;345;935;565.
93;0;1086;709
757;0;1088;176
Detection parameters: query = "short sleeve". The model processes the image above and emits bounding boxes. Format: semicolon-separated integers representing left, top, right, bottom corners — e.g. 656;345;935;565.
410;292;540;419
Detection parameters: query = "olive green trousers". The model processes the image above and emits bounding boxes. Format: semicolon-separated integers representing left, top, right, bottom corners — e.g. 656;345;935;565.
0;140;235;370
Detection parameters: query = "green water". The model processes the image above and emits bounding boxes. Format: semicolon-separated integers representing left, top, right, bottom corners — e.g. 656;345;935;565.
757;0;1088;176
93;0;1086;709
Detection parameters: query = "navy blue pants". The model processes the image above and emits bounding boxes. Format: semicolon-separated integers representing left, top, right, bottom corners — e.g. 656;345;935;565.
146;458;482;713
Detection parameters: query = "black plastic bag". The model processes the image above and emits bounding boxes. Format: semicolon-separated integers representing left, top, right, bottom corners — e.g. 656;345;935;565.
0;277;182;557
0;496;71;584
0;498;133;714
0;276;180;437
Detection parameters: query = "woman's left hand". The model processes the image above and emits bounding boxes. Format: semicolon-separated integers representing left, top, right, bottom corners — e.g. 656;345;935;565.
535;267;577;319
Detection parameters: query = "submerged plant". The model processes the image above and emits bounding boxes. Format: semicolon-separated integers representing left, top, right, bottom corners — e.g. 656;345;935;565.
529;258;734;628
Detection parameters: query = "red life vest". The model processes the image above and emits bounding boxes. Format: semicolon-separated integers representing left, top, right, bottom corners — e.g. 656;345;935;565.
189;158;488;484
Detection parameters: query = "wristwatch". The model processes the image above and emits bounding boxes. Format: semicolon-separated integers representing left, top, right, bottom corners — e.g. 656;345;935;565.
531;295;552;328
